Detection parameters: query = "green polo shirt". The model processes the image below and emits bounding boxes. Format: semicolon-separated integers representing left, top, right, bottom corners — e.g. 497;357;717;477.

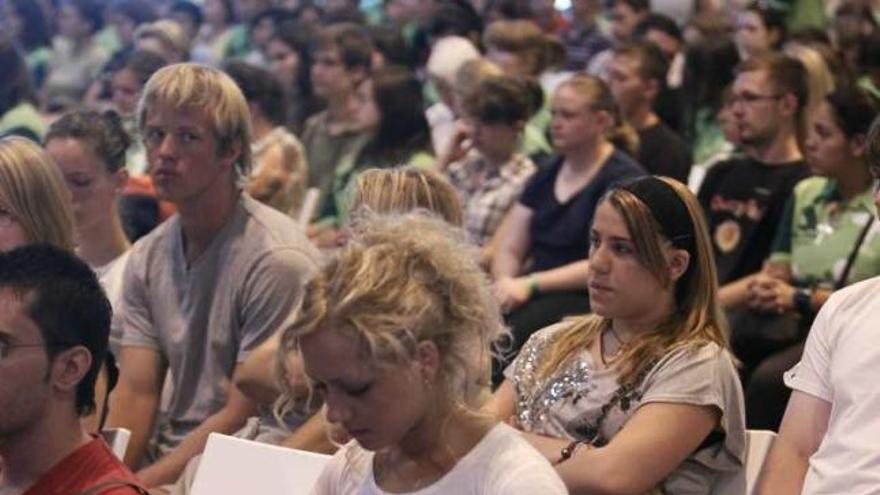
770;176;880;289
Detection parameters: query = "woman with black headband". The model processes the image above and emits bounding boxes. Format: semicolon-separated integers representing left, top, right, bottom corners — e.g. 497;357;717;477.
489;176;746;494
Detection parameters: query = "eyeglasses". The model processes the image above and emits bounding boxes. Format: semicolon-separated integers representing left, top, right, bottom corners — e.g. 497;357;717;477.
729;91;785;106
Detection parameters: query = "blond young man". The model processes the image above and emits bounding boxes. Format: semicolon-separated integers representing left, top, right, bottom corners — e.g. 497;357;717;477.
105;63;319;488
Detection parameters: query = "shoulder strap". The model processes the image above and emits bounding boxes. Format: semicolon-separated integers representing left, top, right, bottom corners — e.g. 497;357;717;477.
835;210;874;290
74;479;150;495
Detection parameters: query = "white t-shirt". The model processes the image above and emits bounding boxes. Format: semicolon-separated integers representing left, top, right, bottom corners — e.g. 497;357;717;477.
93;250;131;355
785;276;880;494
311;423;567;495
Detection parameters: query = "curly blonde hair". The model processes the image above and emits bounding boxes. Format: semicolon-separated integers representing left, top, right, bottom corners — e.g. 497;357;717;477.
277;212;504;418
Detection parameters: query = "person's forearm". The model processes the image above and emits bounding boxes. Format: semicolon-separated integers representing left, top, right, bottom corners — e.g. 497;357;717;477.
531;260;590;293
755;440;810;495
492;249;522;280
281;413;337;454
719;274;758;309
107;391;160;468
521;431;570;463
136;404;256;487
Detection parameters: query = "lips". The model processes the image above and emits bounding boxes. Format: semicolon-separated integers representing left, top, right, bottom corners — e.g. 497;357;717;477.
588;281;613;294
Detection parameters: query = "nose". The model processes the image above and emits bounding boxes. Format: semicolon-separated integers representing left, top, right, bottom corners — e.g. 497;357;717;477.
589;242;611;274
323;389;352;425
156;133;177;158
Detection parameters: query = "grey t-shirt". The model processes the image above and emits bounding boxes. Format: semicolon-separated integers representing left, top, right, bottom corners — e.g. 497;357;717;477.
507;321;746;494
117;194;319;453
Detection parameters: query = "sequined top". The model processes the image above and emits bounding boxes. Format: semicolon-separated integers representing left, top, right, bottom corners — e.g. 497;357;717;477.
505;321;747;494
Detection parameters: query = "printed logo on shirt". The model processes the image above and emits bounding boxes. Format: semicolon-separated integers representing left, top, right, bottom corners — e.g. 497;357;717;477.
715;220;741;253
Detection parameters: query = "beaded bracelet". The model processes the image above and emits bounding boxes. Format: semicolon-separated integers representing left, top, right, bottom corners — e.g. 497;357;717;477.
555;439;591;465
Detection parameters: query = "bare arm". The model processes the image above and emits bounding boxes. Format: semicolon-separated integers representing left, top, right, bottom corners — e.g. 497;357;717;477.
491;204;533;280
235;332;282;406
485;379;517;421
556;402;720;495
281;412;338;455
107;346;165;468
136;365;259;487
719;273;760;310
756;391;831;495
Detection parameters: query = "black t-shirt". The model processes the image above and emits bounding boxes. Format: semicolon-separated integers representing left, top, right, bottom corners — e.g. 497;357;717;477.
697;156;810;284
637;122;693;183
520;150;646;272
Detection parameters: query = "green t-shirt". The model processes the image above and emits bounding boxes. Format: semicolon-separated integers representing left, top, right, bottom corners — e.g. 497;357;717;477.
0;103;47;141
770;177;880;289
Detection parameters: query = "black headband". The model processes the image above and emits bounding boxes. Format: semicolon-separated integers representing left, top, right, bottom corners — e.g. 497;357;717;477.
616;176;696;255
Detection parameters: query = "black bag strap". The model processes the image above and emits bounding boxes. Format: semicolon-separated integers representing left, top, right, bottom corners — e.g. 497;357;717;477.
834;210;874;290
73;479;150;495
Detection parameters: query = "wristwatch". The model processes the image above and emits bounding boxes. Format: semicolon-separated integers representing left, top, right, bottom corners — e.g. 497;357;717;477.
792;288;812;317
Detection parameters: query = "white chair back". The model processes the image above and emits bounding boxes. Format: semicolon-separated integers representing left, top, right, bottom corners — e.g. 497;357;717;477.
297;187;321;226
190;433;332;495
100;427;131;460
714;429;777;495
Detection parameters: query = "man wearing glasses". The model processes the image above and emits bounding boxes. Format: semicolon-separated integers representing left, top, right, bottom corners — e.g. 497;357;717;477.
697;53;810;306
0;245;145;494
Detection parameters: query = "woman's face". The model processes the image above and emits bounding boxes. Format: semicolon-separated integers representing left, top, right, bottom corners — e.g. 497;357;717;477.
45;138;122;235
550;85;603;153
0;201;29;252
353;79;380;131
203;0;228;26
298;327;430;451
587;200;670;320
805;101;860;177
111;68;142;117
735;11;773;59
266;38;300;89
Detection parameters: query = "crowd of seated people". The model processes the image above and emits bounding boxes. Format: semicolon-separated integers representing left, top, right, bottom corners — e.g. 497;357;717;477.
1;1;880;494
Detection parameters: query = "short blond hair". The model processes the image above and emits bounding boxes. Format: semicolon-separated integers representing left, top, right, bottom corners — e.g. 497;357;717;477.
279;212;503;417
0;137;75;251
351;167;464;227
137;63;253;180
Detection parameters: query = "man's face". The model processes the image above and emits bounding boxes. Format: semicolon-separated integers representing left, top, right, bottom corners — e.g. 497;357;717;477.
143;103;239;206
0;290;50;444
731;69;787;149
311;47;359;101
609;2;644;41
608;54;651;117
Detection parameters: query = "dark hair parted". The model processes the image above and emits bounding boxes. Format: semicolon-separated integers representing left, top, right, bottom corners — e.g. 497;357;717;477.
825;85;879;139
0;34;36;115
743;2;786;47
613;40;670;90
462;74;542;125
7;0;52;51
121;49;170;86
361;65;432;166
109;0;158;26
315;22;373;71
224;61;287;126
635;13;682;42
66;0;105;33
483;19;566;75
0;244;112;417
46;110;133;174
866;114;880;171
